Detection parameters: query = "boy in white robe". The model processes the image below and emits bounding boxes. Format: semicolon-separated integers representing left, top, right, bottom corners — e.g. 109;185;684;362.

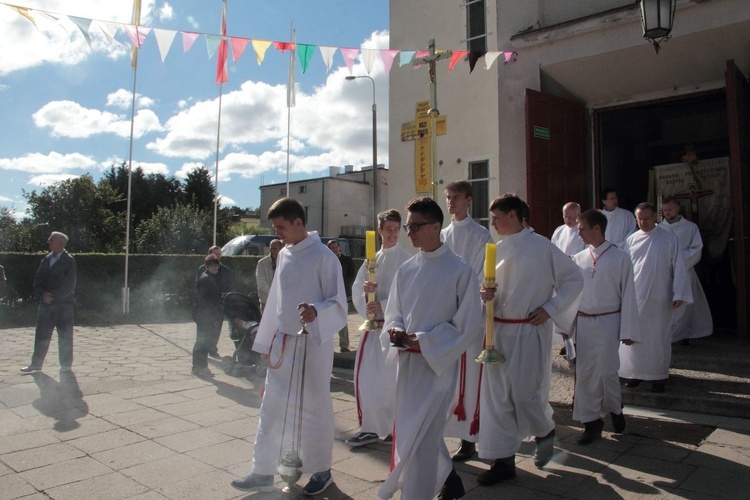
346;209;411;446
379;197;483;500
620;202;692;393
571;210;639;444
659;196;713;345
440;180;493;462
477;194;583;486
599;188;637;248
231;197;347;496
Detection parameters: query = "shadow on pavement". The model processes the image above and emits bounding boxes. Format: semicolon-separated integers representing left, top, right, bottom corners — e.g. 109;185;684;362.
30;371;88;432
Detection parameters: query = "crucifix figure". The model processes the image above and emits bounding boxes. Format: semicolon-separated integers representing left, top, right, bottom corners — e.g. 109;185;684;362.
412;39;452;199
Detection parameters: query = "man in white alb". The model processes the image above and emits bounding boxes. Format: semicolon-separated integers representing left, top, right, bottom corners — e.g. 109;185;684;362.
379;197;482;500
231;197;347;496
477;194;583;486
346;209;411;447
659;196;713;346
551;202;586;257
571;209;639;444
441;180;493;463
620;202;692;394
599;188;636;248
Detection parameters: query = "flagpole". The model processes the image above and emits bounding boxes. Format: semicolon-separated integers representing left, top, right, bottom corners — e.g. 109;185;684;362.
285;22;295;197
123;0;142;314
213;0;228;246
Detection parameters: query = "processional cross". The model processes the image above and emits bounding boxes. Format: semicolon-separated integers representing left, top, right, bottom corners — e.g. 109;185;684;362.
412;39;452;199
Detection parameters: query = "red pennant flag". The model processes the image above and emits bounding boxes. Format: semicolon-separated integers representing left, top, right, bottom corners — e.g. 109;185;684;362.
274;41;296;53
448;51;468;72
215;0;228;84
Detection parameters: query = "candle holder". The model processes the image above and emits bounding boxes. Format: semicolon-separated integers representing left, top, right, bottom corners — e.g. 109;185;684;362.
359;259;379;331
297;318;309;336
476;278;505;364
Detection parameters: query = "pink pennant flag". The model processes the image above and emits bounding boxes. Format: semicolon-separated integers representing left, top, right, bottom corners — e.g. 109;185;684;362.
230;37;250;63
124;24;150;48
274;41;296;53
484;51;501;70
252;39;272;64
216;0;228;84
448;51;468;72
379;50;398;75
318;46;337;73
504;51;517;63
340;48;359;74
182;31;200;53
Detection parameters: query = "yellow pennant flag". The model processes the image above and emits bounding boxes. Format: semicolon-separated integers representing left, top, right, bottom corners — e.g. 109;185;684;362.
6;5;37;28
251;39;272;65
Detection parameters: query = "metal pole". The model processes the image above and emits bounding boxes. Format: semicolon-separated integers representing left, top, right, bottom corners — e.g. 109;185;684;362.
345;75;378;230
213;83;223;246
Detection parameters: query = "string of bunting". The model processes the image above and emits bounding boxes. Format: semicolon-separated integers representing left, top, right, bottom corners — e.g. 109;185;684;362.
2;1;518;83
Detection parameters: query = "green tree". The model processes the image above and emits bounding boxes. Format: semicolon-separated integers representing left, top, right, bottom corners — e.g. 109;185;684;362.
103;163;182;228
183;166;215;211
135;203;212;254
23;175;124;252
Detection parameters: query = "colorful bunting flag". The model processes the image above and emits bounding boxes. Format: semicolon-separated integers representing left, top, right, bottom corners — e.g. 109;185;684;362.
182;31;200;53
252;39;272;65
230;37;249;63
448;51;468;72
216;0;228;84
298;43;315;74
361;49;378;75
69;16;93;48
152;28;176;63
319;46;337;73
399;51;416;66
380;49;398;75
340;48;359;74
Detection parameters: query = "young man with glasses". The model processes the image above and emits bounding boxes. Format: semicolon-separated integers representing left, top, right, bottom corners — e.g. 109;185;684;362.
379;197;483;500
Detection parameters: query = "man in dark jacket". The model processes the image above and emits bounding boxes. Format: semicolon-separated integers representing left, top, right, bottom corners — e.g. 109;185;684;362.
21;231;77;373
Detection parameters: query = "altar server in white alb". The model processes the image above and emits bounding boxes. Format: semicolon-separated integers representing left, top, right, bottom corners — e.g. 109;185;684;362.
551;202;586;257
620;202;692;394
231;198;347;496
599;188;637;248
477;194;583;487
379;197;483;500
571;209;639;444
440;180;493;463
659;196;713;345
346;209;411;447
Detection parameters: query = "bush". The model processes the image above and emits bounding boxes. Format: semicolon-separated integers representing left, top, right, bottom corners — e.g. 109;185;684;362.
0;253;260;327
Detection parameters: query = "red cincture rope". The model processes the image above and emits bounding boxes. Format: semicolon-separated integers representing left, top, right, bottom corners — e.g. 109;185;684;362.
453;353;467;421
354;330;370;426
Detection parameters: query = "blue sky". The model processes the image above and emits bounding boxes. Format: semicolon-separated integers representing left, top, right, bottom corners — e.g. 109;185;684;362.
0;0;389;217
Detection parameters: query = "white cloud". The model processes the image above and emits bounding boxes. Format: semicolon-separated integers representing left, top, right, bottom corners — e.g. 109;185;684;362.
145;30;390;180
106;89;155;109
33;100;163;138
0;151;98;173
158;2;174;21
0;195;12;202
0;1;157;76
28;173;80;186
218;194;235;206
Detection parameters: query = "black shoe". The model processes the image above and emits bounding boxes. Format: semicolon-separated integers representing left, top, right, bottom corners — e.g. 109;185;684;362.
340;347;351;353
624;379;641;388
208;350;221;359
681;339;692;347
437;468;465;500
611;411;626;433
650;382;665;393
451;440;476;462
20;365;42;373
559;346;567;356
534;429;555;468
477;456;516;486
577;419;604;445
230;473;274;492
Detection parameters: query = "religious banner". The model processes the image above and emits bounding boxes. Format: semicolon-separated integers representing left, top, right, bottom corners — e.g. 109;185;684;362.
654;157;731;261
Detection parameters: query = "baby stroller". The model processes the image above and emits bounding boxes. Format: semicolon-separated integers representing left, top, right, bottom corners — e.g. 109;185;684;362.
221;292;266;378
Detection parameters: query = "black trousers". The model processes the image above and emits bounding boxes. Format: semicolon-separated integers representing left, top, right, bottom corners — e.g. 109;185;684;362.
193;321;222;369
31;303;74;369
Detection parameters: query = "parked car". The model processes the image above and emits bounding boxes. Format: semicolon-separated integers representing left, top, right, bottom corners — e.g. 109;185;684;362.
222;234;351;256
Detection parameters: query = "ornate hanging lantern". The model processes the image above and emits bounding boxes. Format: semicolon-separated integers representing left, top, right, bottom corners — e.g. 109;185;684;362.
640;0;677;54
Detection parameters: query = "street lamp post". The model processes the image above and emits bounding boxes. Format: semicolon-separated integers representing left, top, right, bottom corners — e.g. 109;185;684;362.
345;75;378;230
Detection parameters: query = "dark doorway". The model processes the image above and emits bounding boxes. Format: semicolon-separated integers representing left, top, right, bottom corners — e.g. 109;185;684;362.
595;91;735;329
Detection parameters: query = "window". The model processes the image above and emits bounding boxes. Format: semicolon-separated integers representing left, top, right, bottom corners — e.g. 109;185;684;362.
279;187;286;196
465;0;487;52
468;160;490;228
298;185;307;194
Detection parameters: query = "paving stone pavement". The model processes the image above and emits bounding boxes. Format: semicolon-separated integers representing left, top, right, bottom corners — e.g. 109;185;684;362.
1;316;750;499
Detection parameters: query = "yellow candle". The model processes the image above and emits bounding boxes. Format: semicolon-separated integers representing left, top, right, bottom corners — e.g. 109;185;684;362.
484;243;496;279
366;231;376;259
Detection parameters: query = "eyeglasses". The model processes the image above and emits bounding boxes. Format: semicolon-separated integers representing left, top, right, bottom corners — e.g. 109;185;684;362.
402;221;437;233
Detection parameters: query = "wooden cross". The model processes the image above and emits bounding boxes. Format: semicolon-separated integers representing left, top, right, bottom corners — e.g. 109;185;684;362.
412;39;452;198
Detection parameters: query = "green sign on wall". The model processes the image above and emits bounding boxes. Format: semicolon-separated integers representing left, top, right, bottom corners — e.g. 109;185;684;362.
533;126;550;140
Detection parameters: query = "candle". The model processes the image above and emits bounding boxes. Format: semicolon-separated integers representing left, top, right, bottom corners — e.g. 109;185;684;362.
484;243;496;279
366;231;376;260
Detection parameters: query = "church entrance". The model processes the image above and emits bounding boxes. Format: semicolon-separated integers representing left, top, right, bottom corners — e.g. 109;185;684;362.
593;79;747;333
